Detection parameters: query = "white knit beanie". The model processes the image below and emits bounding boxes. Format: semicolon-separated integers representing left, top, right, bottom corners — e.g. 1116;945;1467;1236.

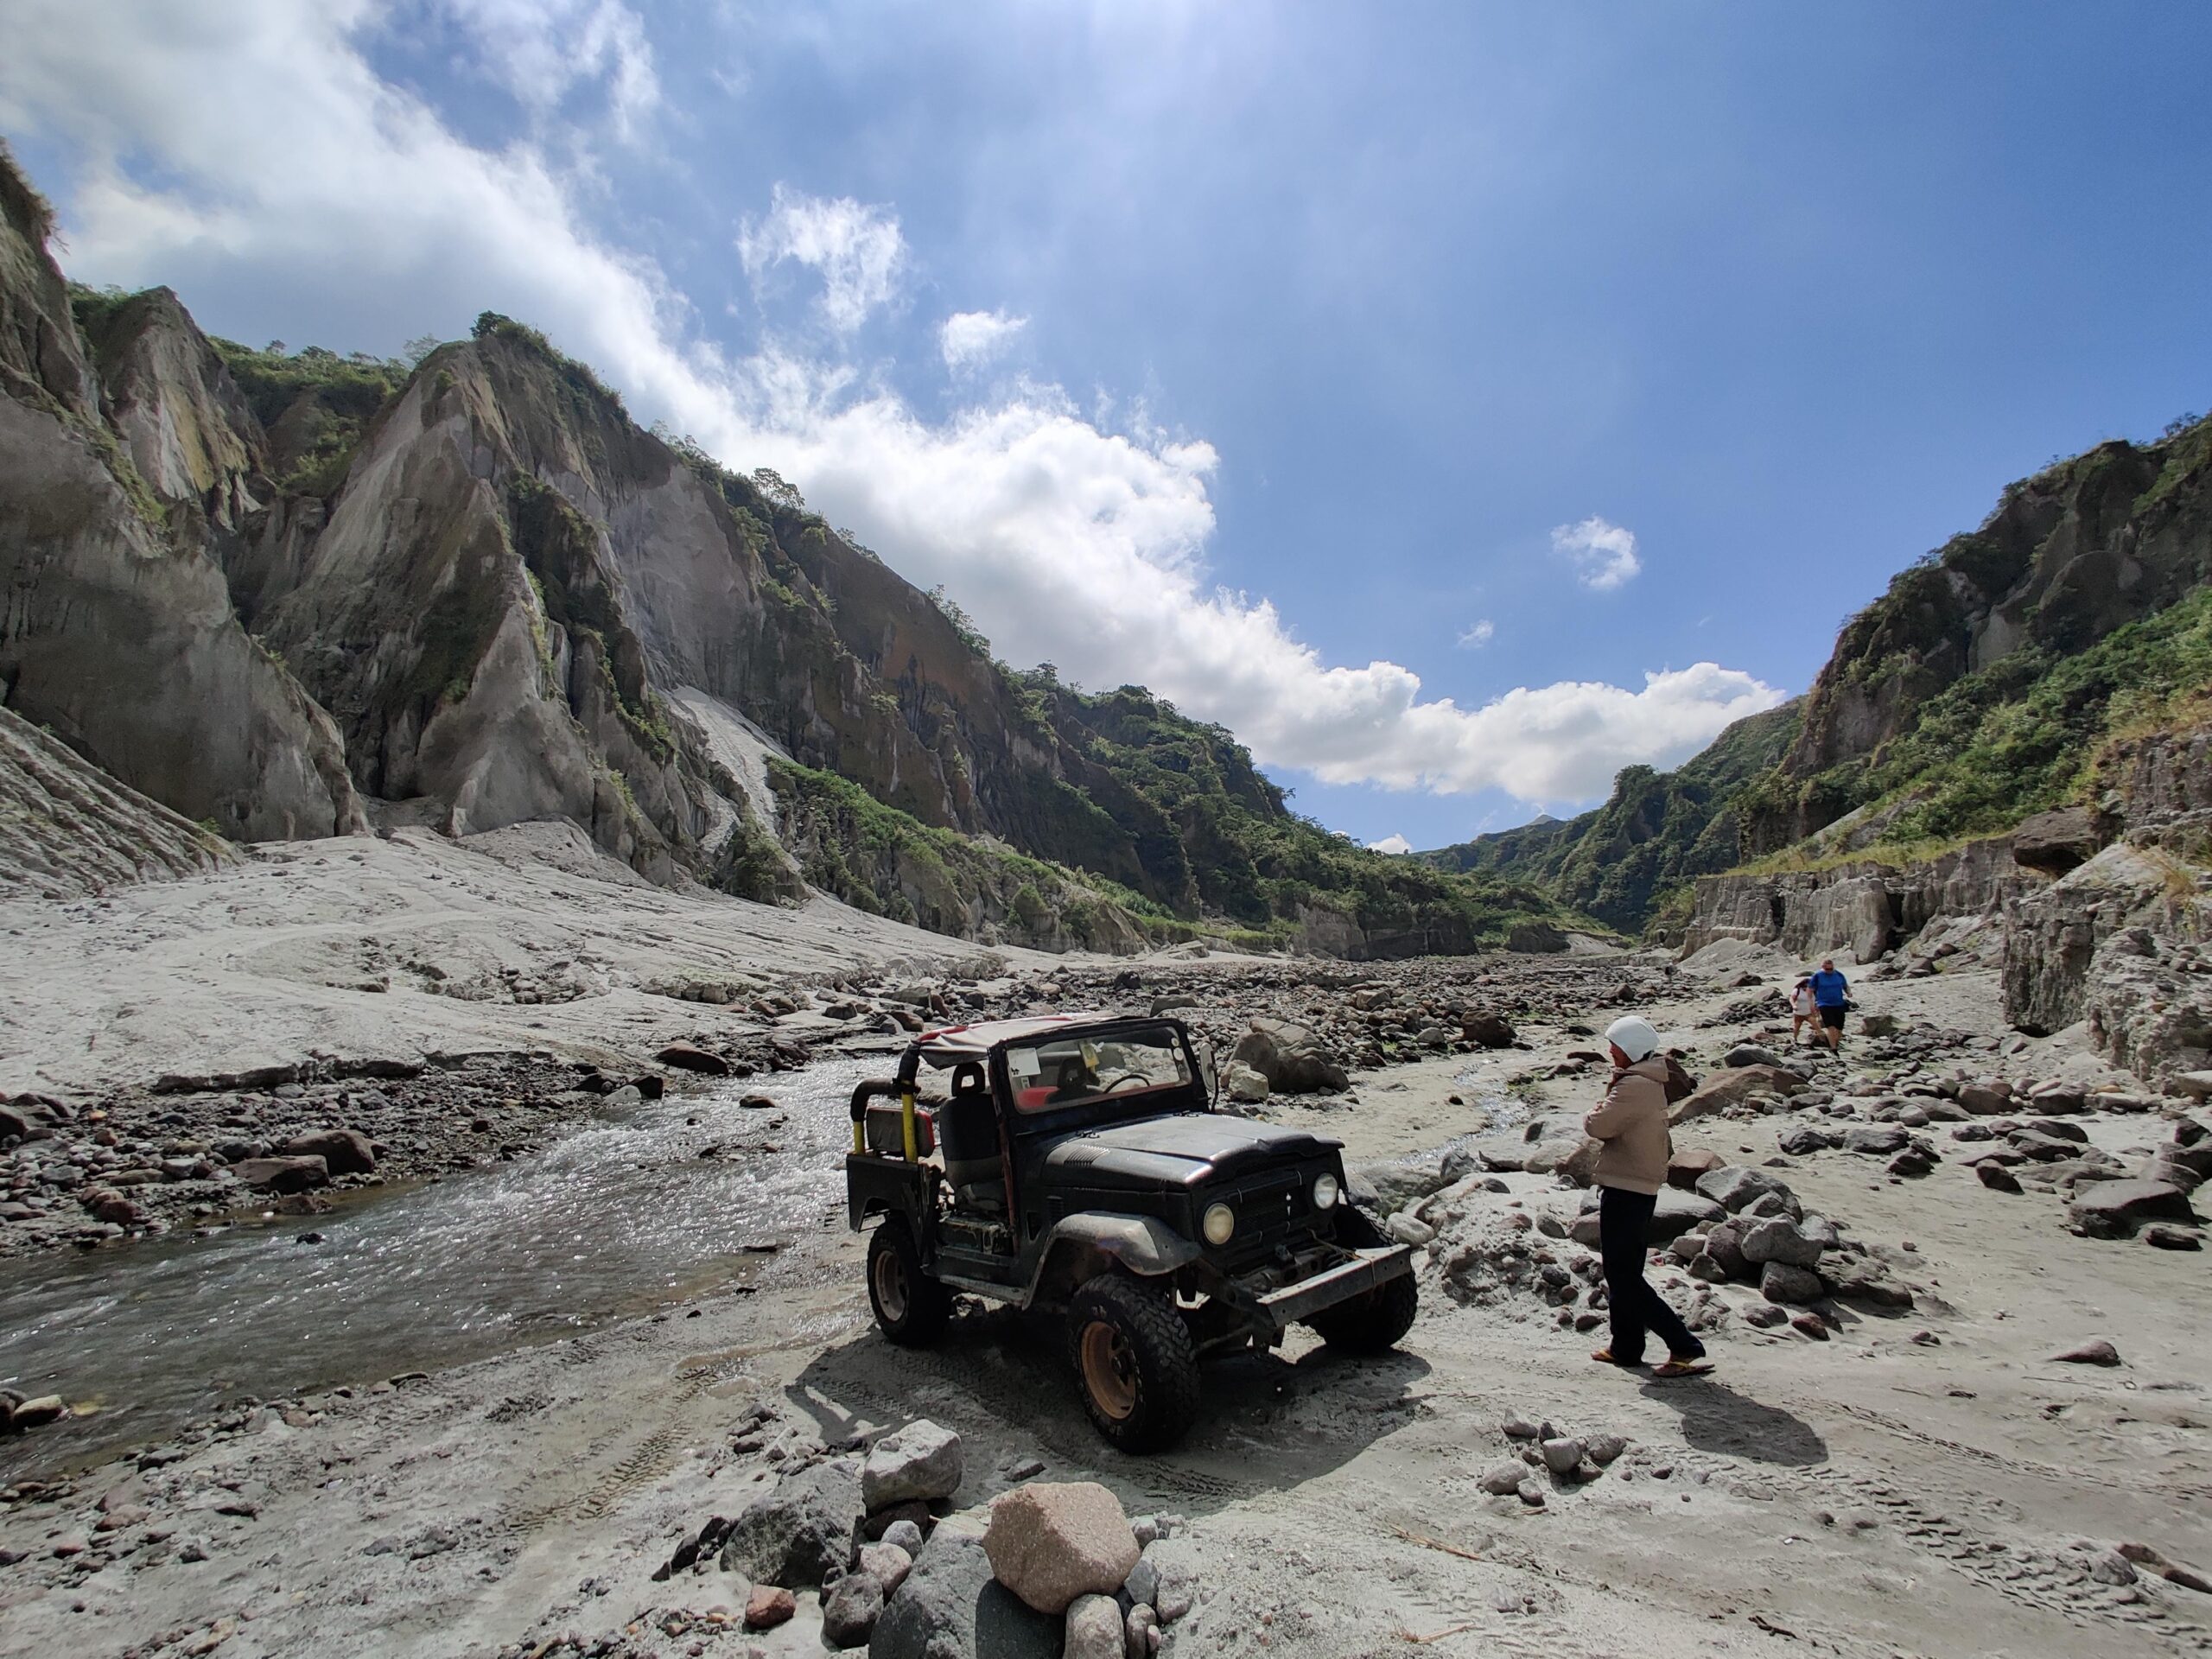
1604;1014;1662;1063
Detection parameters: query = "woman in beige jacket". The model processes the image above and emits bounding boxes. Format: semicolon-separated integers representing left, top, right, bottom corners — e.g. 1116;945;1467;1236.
1582;1014;1711;1377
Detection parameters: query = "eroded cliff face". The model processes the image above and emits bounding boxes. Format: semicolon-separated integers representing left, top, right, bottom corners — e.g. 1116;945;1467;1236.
1682;837;2037;966
0;156;363;843
1749;428;2212;852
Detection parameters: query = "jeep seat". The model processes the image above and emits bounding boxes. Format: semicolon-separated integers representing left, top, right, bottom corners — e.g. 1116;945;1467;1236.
938;1063;1004;1210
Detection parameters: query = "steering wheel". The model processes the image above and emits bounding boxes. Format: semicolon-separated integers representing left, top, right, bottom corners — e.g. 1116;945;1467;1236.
1101;1072;1151;1092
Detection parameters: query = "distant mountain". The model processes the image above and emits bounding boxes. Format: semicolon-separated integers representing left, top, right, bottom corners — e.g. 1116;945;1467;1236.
0;146;1567;957
1420;700;1804;933
1427;404;2212;937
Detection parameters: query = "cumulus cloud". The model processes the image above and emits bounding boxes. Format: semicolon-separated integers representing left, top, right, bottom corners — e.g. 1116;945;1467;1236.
1552;515;1641;591
1456;619;1495;649
0;0;1783;809
1367;834;1414;855
939;308;1027;372
738;182;906;333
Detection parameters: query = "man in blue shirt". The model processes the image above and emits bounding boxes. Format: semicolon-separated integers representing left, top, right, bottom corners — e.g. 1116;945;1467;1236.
1808;958;1850;1052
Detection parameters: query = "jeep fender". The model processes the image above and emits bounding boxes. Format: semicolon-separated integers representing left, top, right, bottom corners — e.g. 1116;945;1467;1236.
1027;1214;1202;1310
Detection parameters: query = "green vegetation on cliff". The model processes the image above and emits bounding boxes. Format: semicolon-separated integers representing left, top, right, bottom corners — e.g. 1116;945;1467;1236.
1421;701;1802;934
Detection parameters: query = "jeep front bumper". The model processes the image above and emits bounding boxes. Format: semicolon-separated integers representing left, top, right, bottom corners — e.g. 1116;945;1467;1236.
1251;1243;1414;1329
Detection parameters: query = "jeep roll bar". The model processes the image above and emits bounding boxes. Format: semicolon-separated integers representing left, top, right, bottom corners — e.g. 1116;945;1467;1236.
849;1075;923;1161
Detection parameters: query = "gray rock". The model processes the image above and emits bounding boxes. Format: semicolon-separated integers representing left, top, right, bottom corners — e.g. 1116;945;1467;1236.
859;1541;914;1597
2052;1339;2122;1366
1479;1462;1528;1495
1777;1125;1841;1155
1500;1415;1542;1440
1743;1303;1789;1328
863;1421;964;1510
2143;1224;2203;1249
1231;1018;1348;1094
1585;1434;1627;1465
720;1458;863;1589
1758;1262;1825;1305
1701;1219;1750;1281
1740;1218;1824;1270
1843;1124;1911;1156
1725;1044;1785;1069
1065;1594;1122;1659
2069;1179;2198;1240
879;1519;925;1555
1539;1437;1585;1474
869;1524;1060;1659
1694;1166;1797;1215
1977;1161;2024;1193
823;1569;886;1649
1125;1604;1159;1659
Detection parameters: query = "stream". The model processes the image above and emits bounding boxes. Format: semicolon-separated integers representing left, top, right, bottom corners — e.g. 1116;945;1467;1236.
0;1055;884;1483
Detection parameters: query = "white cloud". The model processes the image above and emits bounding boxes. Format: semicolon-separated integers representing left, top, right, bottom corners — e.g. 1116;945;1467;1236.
738;183;906;333
1456;619;1495;649
1551;515;1641;591
0;1;1783;810
1367;834;1414;855
939;308;1027;373
438;0;659;137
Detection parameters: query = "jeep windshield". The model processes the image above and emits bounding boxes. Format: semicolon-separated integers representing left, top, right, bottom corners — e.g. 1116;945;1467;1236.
1004;1023;1198;1115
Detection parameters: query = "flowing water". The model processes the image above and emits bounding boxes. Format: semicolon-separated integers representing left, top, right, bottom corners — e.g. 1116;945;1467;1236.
0;1056;887;1482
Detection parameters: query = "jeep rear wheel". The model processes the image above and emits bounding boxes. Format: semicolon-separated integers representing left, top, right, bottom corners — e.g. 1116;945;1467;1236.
868;1218;949;1346
1066;1274;1201;1452
1306;1272;1418;1355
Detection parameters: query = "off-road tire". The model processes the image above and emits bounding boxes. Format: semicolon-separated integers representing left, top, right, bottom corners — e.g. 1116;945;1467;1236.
1065;1274;1202;1453
1306;1271;1418;1355
867;1217;950;1346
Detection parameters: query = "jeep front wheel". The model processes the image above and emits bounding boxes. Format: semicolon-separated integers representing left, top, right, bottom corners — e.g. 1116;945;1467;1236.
867;1218;949;1346
1306;1272;1418;1355
1066;1274;1202;1453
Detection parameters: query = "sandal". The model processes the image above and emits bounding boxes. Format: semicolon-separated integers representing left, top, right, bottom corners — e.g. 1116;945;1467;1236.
1590;1348;1643;1367
1651;1357;1714;1379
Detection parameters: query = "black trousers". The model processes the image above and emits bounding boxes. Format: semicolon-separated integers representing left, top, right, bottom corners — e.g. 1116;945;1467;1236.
1599;1185;1702;1364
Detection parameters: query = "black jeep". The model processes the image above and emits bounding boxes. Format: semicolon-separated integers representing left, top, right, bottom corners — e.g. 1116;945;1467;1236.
844;1013;1416;1451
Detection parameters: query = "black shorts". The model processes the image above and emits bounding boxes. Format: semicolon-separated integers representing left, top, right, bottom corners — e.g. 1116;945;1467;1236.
1819;1006;1846;1030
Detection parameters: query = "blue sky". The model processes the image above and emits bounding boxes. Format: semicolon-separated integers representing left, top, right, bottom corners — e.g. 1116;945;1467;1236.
7;2;2210;851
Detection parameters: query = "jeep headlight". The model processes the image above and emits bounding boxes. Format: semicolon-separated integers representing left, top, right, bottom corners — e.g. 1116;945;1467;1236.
1312;1173;1341;1211
1202;1202;1236;1247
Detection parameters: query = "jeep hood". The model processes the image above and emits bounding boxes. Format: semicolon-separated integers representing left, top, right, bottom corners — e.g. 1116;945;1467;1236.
1044;1114;1341;1188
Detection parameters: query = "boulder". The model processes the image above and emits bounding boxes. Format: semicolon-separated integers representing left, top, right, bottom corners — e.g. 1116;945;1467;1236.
719;1459;863;1588
1702;1219;1750;1281
1064;1593;1122;1659
657;1043;729;1076
277;1128;375;1176
228;1155;329;1195
1759;1262;1825;1305
2068;1180;2198;1241
1725;1043;1784;1069
1462;1012;1516;1048
744;1586;797;1631
1221;1062;1269;1105
1977;1162;2024;1193
1740;1217;1824;1269
1694;1166;1798;1217
1956;1082;2012;1116
1842;1124;1910;1156
1230;1019;1348;1095
1478;1462;1527;1495
1777;1125;1841;1155
1670;1065;1805;1126
871;1523;1060;1659
1667;1148;1726;1191
1354;1152;1452;1214
823;1570;886;1649
858;1541;914;1597
982;1482;1141;1616
862;1421;963;1511
2052;1339;2122;1367
1540;1437;1586;1474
